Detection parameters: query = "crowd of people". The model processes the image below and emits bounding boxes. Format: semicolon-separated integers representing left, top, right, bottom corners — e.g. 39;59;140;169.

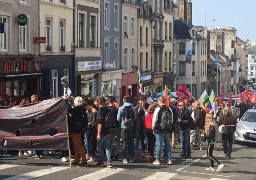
1;91;245;172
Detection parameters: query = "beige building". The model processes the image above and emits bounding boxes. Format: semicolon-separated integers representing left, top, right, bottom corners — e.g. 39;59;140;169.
39;0;74;98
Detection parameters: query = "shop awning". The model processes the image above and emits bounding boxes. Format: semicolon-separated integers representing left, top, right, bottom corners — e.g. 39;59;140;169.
1;72;42;80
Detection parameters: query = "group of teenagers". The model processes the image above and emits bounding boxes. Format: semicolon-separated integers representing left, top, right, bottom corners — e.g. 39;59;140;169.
65;94;237;172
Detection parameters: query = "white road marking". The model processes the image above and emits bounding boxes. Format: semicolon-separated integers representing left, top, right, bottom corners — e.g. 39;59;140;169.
176;158;200;172
2;166;69;180
71;168;125;180
210;178;229;180
202;154;207;157
142;172;178;180
180;171;231;178
0;164;19;170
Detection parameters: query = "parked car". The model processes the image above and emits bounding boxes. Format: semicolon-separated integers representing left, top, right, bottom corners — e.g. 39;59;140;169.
234;109;256;144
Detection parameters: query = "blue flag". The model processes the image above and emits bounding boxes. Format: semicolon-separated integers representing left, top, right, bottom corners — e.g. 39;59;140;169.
213;53;218;70
185;42;193;63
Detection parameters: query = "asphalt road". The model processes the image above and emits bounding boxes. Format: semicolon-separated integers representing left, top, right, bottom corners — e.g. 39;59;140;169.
0;142;255;180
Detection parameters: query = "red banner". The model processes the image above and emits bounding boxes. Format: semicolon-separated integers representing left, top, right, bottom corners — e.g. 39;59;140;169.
176;84;192;100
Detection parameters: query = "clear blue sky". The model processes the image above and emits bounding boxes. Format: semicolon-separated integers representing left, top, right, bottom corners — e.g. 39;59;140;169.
192;0;255;41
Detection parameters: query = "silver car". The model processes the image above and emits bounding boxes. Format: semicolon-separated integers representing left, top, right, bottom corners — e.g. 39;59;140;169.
234;109;256;144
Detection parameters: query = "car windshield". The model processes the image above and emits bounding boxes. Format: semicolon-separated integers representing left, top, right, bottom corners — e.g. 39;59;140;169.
241;111;256;122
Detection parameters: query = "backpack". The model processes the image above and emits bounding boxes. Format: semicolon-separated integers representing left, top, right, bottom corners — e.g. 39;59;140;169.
158;106;173;131
106;106;119;128
122;105;135;128
144;113;154;130
199;107;206;129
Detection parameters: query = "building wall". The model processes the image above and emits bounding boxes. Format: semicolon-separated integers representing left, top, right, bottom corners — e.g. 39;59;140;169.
101;0;122;70
39;0;73;54
122;2;138;73
0;0;39;55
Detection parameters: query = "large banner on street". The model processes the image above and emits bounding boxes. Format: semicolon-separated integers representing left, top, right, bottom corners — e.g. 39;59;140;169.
0;98;68;150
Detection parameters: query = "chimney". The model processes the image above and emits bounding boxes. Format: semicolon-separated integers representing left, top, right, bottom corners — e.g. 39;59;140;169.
178;0;187;22
187;1;192;25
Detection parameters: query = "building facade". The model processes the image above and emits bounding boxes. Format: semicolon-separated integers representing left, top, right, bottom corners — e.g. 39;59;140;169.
0;0;44;102
74;0;101;97
100;0;122;103
121;0;139;102
40;0;74;98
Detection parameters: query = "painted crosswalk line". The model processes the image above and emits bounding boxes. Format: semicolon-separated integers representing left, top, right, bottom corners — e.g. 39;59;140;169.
142;172;178;180
2;166;69;180
0;164;19;171
71;167;125;180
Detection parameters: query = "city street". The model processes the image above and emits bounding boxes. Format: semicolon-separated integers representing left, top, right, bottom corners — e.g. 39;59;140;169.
0;142;255;180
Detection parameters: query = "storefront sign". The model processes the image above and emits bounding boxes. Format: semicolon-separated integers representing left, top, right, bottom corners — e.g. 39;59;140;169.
78;61;102;71
141;75;152;81
3;61;41;73
16;14;28;26
33;37;46;43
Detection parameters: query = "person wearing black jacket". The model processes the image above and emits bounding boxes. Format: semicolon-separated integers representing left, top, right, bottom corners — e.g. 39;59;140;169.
68;96;88;166
94;96;112;168
178;101;193;158
204;110;224;171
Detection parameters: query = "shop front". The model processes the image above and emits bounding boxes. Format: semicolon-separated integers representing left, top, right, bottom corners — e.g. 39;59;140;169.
101;70;123;104
153;72;164;95
140;73;153;95
163;72;176;91
76;59;101;97
121;72;138;105
0;56;45;103
41;55;74;98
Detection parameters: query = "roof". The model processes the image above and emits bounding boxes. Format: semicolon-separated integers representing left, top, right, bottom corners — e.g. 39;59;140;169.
174;19;192;39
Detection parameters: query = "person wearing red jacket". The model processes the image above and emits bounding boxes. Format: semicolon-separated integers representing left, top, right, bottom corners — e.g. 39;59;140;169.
144;102;157;162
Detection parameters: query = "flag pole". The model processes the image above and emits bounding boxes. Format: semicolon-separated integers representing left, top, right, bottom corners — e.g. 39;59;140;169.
191;61;193;97
217;53;219;97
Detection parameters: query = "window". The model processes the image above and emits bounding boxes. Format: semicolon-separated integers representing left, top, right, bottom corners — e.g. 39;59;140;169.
146;27;148;45
140;26;142;45
179;61;185;76
140;52;143;70
104;2;109;29
131;48;135;66
179;43;186;54
63;69;69;83
78;13;85;47
19;0;28;4
124;48;128;70
52;70;59;98
192;61;195;76
60;0;66;4
90;15;96;47
169;23;172;41
124;16;128;37
169;52;172;71
114;42;119;62
131;17;134;37
59;19;66;52
146;52;148;70
192;42;195;55
45;18;52;51
165;52;168;71
165;22;167;41
0;17;8;50
114;4;119;31
19;25;27;51
104;42;109;61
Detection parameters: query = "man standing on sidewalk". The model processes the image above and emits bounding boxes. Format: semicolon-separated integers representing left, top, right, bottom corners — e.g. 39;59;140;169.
152;96;173;165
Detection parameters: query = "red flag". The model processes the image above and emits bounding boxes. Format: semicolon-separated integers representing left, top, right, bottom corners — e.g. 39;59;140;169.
164;85;170;107
219;90;224;104
176;84;192;100
228;91;232;107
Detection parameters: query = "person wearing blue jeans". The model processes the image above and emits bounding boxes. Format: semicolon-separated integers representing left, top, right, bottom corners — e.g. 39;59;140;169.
178;101;193;158
152;96;173;165
97;135;111;164
83;130;91;157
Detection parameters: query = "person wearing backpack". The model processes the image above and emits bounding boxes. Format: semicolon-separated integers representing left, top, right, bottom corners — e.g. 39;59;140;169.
152;96;173;165
144;102;158;163
117;95;137;164
106;96;120;161
94;96;112;168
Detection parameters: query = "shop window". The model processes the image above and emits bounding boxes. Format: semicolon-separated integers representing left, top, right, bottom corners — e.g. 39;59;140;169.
14;80;20;96
59;19;66;52
52;70;59;97
0;16;8;51
6;81;11;96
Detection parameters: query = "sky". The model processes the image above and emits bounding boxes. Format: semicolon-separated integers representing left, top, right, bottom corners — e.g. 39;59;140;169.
192;0;256;41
